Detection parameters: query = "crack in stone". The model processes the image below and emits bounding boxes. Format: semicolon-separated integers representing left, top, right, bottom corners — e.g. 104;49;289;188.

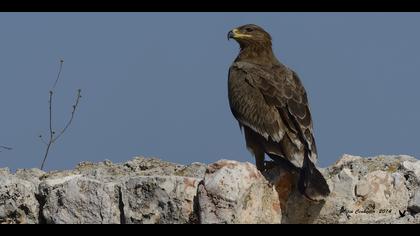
34;191;47;224
118;186;126;224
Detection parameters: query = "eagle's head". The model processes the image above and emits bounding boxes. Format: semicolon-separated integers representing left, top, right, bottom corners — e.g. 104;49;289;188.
228;24;272;48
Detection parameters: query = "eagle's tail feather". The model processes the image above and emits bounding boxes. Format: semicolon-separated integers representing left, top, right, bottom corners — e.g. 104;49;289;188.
267;152;330;201
297;153;330;202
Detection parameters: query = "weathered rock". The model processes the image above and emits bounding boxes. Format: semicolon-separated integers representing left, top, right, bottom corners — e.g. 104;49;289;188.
36;157;205;224
391;213;420;224
402;160;420;180
39;175;120;224
43;157;207;182
1;155;420;224
301;155;413;224
0;168;10;176
355;180;370;197
197;160;281;224
0;173;39;224
260;161;325;224
408;190;420;214
121;176;200;224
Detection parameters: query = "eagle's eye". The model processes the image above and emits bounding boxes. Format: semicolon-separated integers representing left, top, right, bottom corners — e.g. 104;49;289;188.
244;27;254;33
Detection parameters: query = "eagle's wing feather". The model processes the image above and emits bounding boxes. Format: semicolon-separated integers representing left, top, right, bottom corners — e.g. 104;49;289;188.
228;61;317;165
228;63;286;142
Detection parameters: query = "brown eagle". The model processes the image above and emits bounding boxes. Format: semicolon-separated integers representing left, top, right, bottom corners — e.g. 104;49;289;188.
227;24;330;201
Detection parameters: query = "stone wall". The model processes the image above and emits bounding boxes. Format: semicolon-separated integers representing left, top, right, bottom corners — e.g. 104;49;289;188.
1;154;419;224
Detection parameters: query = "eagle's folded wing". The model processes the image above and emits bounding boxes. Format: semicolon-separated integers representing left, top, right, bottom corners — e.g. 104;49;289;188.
229;61;317;162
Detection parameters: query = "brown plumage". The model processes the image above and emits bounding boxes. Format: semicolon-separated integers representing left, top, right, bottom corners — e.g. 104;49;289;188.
227;24;330;201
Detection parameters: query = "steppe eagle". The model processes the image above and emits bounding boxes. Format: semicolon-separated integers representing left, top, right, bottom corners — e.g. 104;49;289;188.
227;24;330;201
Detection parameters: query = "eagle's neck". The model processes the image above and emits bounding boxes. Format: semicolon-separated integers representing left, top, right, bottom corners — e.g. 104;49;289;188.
236;44;279;66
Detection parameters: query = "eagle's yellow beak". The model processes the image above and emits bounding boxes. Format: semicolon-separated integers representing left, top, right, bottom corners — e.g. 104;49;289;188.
228;28;252;40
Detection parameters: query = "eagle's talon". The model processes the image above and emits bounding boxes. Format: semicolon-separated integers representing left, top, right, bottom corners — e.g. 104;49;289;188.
263;160;277;171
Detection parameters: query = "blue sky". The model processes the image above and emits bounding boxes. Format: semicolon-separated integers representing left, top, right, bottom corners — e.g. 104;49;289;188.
1;13;419;171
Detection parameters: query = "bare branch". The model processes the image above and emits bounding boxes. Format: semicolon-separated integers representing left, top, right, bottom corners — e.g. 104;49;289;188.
52;59;64;90
40;91;54;170
52;89;82;143
0;146;12;152
40;59;82;170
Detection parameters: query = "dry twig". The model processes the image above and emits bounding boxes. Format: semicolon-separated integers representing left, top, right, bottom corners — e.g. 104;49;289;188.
39;59;82;170
0;146;12;152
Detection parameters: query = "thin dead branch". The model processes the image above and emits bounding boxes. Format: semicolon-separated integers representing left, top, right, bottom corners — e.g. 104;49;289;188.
0;146;12;152
39;59;82;170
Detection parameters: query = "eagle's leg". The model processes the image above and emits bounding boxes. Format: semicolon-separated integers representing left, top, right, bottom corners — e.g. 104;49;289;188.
254;149;265;171
244;127;265;171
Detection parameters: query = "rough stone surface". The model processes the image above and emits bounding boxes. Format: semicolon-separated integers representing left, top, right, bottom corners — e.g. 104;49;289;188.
121;176;200;224
408;190;420;214
0;172;39;224
0;157;206;224
402;160;420;179
274;154;419;224
39;175;120;224
197;160;281;224
1;154;420;224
